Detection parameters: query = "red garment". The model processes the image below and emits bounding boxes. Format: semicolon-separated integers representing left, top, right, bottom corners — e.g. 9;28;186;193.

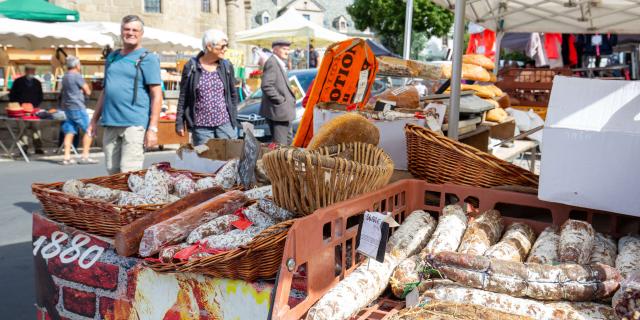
301;79;314;108
466;29;496;59
569;35;578;66
544;33;562;59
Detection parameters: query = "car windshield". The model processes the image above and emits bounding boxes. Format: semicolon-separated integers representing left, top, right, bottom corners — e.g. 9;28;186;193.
248;70;317;99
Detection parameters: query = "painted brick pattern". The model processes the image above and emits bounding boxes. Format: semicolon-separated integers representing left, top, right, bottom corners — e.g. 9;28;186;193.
62;287;96;317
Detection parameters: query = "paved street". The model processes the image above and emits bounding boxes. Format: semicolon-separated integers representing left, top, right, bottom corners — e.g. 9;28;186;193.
0;151;177;319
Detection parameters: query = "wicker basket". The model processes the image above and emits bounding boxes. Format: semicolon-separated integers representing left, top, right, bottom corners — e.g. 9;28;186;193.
262;142;394;216
405;123;539;188
145;219;295;281
31;169;213;237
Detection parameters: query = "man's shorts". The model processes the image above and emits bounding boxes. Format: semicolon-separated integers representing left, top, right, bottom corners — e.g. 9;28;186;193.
62;109;89;135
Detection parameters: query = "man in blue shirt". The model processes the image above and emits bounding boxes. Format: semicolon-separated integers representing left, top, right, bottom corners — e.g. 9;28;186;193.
87;15;163;174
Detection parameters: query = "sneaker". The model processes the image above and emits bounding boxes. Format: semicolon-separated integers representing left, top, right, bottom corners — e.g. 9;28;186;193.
78;157;99;164
59;159;77;165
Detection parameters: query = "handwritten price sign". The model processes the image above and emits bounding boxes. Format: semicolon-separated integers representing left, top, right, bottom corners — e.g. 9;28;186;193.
33;231;104;269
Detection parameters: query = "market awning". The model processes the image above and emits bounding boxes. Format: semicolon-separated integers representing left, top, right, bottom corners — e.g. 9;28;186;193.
0;18;113;50
431;0;640;34
71;21;201;52
235;10;348;48
0;0;79;22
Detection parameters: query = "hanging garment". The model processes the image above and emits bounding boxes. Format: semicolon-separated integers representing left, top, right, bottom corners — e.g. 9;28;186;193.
467;29;496;59
545;33;564;68
526;33;548;67
561;34;579;67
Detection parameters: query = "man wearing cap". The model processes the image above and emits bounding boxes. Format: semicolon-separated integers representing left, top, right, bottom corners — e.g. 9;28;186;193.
87;15;162;174
9;65;44;154
259;39;296;145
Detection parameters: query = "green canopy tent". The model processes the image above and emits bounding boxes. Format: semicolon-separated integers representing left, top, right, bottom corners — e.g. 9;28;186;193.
0;0;79;22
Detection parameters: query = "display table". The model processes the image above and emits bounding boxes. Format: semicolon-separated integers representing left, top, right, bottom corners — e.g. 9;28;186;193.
33;213;272;320
157;119;188;148
492;139;538;172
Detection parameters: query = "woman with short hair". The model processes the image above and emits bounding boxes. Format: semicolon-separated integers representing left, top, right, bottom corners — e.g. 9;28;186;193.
176;29;239;146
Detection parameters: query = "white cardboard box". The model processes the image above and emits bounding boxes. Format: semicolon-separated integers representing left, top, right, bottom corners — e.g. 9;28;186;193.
539;76;640;215
313;108;425;170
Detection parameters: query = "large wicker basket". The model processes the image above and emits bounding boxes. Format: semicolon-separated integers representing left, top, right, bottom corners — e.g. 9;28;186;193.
32;169;213;237
405;123;539;188
145;219;295;281
262;142;394;216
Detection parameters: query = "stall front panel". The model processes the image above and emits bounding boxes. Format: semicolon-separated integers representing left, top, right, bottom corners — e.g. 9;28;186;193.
33;213;272;320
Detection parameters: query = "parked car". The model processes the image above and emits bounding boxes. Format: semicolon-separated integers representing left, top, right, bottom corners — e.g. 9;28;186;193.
237;68;390;141
237;69;316;140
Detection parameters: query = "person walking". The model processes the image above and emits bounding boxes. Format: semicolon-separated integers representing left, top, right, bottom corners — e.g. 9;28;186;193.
59;56;97;165
9;65;44;154
308;44;319;68
259;39;296;145
175;29;239;146
87;15;162;174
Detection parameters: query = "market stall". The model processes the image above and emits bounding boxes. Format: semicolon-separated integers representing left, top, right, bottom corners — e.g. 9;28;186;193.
30;31;640;320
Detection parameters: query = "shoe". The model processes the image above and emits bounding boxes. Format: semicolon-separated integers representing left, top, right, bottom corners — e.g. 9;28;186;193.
59;159;77;165
78;157;98;164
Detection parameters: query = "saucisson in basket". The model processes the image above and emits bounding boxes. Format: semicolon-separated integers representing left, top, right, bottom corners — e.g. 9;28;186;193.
305;211;437;320
616;235;640;279
526;226;560;264
612;271;640;320
484;222;536;262
590;233;617;267
138;190;247;257
457;209;503;256
424;205;468;254
114;187;225;256
418;282;616;320
559;219;595;264
429;251;621;301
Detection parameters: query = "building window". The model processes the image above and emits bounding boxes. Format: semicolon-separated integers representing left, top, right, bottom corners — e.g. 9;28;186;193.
303;14;310;20
201;0;211;13
339;21;347;32
144;0;161;13
263;16;270;24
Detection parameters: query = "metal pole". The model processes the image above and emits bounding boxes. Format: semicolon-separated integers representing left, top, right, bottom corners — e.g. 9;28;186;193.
448;0;467;140
403;0;413;59
494;31;504;75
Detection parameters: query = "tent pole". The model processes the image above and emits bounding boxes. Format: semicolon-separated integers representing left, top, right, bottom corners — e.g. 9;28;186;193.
403;0;414;59
494;31;504;75
448;0;467;140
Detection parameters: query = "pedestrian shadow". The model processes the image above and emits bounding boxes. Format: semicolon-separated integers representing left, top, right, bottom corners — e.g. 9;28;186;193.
13;201;42;214
0;241;35;320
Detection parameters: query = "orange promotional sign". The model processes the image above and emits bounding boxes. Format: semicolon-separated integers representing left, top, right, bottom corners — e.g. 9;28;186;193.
292;38;378;147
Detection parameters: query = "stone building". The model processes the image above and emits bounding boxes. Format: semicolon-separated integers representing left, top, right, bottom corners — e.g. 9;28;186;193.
251;0;373;38
49;0;253;49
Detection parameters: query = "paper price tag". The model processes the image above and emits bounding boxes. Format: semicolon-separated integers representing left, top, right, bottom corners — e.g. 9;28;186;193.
353;69;369;103
356;211;390;263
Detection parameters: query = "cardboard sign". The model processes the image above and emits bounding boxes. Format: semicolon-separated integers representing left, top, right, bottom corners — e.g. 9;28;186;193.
293;38;379;147
238;123;259;188
356;211;390;263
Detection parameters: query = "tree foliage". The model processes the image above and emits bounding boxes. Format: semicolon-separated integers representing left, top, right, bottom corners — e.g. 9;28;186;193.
347;0;454;58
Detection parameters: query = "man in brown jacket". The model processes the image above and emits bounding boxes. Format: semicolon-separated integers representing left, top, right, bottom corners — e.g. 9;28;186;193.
259;39;296;145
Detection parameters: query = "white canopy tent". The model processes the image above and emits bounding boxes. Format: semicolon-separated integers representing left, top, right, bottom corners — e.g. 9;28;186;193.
71;21;201;52
0;18;113;49
235;9;348;48
424;0;640;139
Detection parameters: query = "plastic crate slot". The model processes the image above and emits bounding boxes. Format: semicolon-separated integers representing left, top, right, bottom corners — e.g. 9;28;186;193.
323;222;332;242
346;238;354;269
590;212;614;234
444;193;460;206
288;262;308;309
569;210;589;222
464;196;480;209
616;215;640;236
347;213;363;231
335;218;344;238
424;190;441;206
427;210;439;220
334;244;343;277
380;199;387;212
494;202;553;223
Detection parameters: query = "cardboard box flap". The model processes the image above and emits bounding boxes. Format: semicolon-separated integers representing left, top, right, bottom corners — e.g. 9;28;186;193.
547;76;640;134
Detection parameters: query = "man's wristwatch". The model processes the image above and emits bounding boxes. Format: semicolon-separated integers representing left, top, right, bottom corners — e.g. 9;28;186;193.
148;126;158;133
